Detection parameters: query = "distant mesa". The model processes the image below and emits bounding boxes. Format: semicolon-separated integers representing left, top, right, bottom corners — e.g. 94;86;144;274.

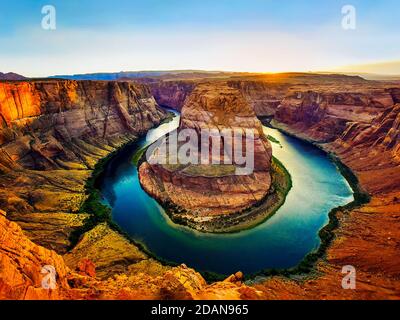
0;72;27;81
48;70;253;81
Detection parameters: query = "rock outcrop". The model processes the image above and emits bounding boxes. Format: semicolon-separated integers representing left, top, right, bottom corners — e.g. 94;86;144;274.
0;211;262;300
329;103;400;194
139;83;277;232
227;80;290;117
0;210;71;300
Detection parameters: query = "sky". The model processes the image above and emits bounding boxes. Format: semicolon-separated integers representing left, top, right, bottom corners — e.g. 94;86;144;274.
0;0;399;77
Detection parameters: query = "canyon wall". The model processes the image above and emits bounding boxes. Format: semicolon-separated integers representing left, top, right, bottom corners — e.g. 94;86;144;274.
0;80;167;254
0;80;165;170
146;77;396;144
227;80;290;116
146;80;197;111
272;89;394;142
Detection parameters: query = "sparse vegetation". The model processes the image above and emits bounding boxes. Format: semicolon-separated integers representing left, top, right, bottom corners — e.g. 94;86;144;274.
267;135;281;146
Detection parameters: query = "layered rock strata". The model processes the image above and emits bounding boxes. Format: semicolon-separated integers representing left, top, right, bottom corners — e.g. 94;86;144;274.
255;102;400;300
0;80;167;260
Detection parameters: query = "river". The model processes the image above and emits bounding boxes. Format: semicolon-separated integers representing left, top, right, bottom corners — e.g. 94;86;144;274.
98;110;354;275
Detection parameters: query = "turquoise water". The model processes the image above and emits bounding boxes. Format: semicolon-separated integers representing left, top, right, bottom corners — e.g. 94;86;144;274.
99;111;353;275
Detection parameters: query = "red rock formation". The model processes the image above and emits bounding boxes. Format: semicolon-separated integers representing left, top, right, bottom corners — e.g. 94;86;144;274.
0;211;70;300
77;259;97;278
147;80;197;111
0;80;166;169
139;83;274;231
273;89;394;142
227;80;289;117
0;210;262;300
329;103;400;194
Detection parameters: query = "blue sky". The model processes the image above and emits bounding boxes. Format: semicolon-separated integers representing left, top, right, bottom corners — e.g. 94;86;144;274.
0;0;399;76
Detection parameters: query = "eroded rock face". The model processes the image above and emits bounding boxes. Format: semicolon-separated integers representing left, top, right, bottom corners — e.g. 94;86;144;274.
273;89;394;142
139;83;273;231
329;103;400;194
227;80;289;117
0;212;262;300
0;212;70;300
147;80;197;111
0;80;166;169
0;80;167;252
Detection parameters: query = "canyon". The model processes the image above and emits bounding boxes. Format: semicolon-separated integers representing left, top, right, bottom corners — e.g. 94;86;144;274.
0;73;399;299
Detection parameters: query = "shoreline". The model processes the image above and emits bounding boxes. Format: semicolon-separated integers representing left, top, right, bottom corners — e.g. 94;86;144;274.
137;155;292;234
76;117;369;282
69;112;184;268
247;120;371;280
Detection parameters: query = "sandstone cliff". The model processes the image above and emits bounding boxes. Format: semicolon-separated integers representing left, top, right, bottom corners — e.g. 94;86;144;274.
0;80;166;254
272;89;394;142
147;80;197;111
0;80;165;169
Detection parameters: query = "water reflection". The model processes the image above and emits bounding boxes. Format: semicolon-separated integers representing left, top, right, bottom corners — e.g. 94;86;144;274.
99;111;353;275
